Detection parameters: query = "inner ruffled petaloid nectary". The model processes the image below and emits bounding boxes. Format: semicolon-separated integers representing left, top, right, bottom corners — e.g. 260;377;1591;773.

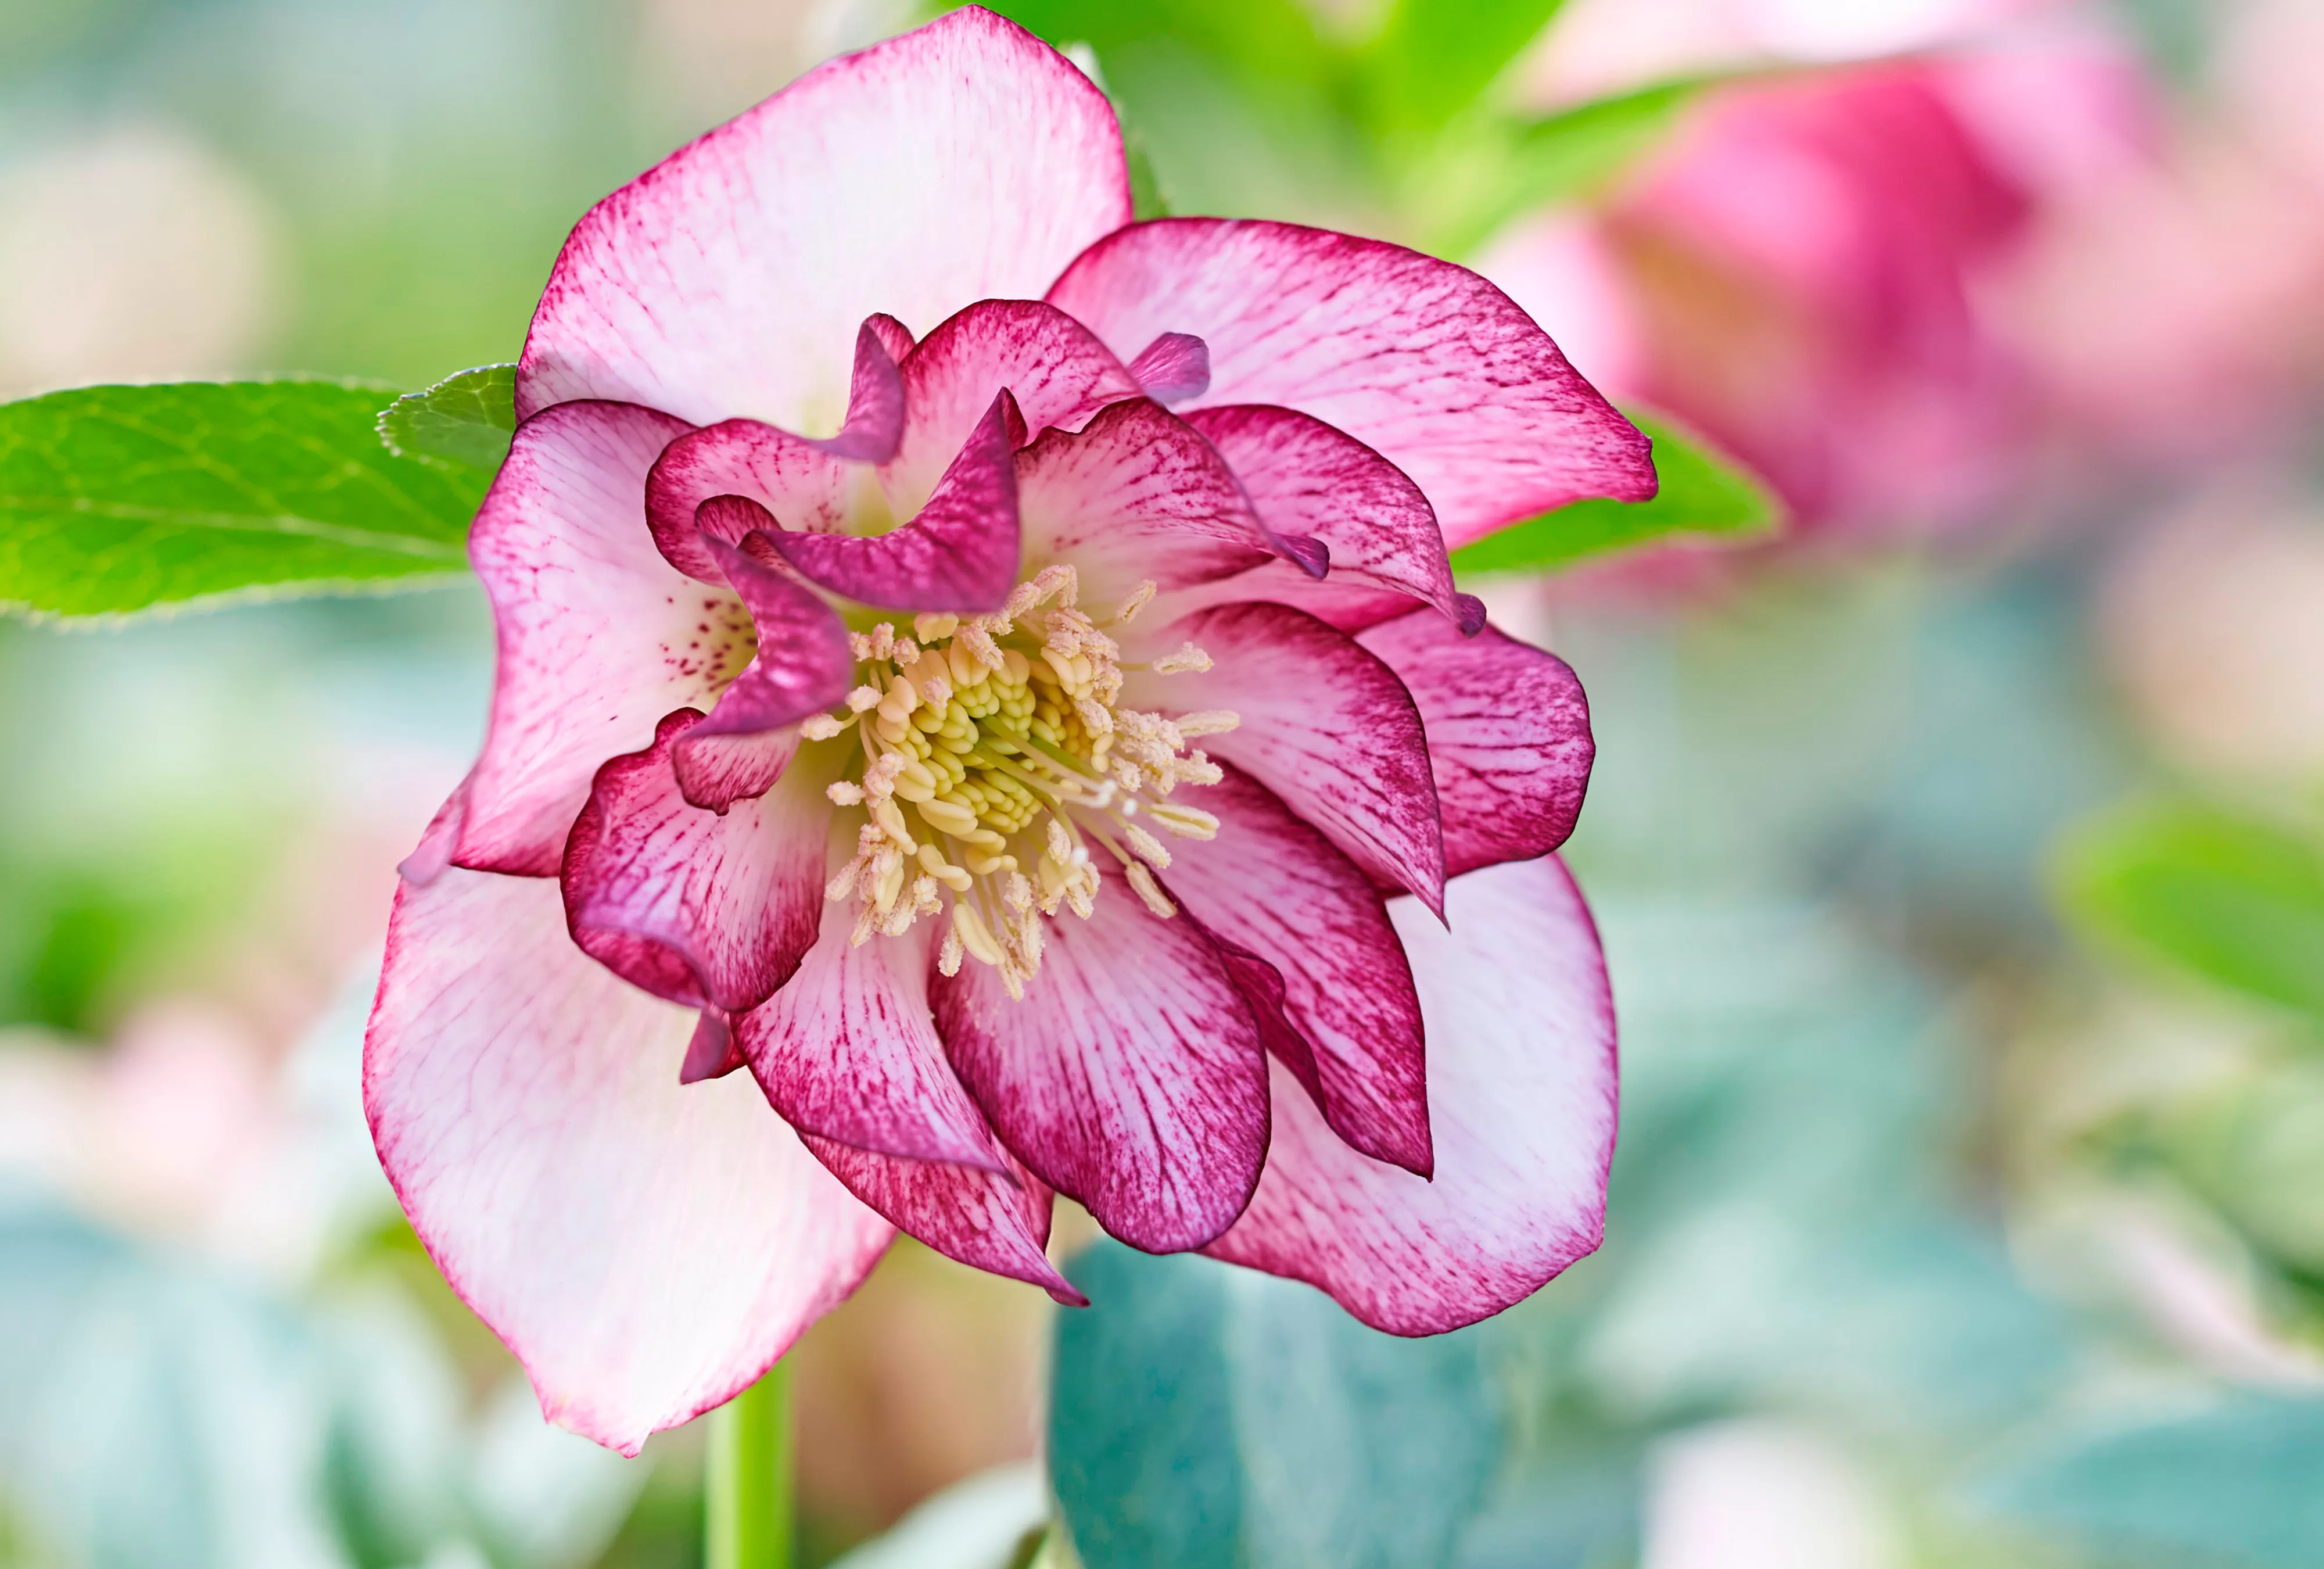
792;564;1236;997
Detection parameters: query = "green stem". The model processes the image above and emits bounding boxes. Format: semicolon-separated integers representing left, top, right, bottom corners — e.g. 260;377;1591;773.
706;1362;792;1569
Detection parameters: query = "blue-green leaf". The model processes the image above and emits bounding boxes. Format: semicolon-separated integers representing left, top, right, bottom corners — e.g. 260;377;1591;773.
1451;409;1780;577
1968;1397;2324;1568
1050;1243;1498;1569
0;380;482;620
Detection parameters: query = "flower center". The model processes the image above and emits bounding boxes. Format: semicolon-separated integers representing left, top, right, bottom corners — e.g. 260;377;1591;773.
799;565;1235;998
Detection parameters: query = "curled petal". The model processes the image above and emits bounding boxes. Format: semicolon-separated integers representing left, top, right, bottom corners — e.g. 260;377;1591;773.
1017;398;1273;607
1122;601;1446;914
518;8;1129;425
689;526;859;740
646;421;852;583
769;393;1022;612
887;299;1142;511
1358;610;1593;876
1049;218;1656;547
1162;764;1430;1177
819;316;908;463
562;710;836;1016
365;866;890;1455
460;400;713;877
1125;331;1211;404
1204;857;1616;1334
931;855;1270;1254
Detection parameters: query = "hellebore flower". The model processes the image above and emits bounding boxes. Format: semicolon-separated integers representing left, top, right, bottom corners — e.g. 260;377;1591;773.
365;6;1654;1454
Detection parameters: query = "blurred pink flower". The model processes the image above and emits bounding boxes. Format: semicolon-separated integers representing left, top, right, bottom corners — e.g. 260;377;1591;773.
2005;0;2324;465
1486;41;2149;539
365;7;1647;1454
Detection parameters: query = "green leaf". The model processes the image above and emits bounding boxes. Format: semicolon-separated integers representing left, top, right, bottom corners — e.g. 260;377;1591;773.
983;0;1335;97
1450;409;1780;577
376;363;516;477
0;379;480;621
1967;1396;2324;1568
2053;800;2324;1019
1050;1242;1499;1569
1411;71;1741;259
1361;0;1570;139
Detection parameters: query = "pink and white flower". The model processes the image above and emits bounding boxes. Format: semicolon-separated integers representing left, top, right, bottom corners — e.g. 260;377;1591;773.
364;6;1651;1455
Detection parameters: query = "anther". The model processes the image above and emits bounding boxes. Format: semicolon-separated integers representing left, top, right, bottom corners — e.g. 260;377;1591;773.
1124;861;1177;918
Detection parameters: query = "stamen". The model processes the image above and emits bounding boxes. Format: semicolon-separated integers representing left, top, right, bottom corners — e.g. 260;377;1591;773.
1151;642;1212;674
797;565;1230;988
1124;823;1171;869
1124;861;1176;918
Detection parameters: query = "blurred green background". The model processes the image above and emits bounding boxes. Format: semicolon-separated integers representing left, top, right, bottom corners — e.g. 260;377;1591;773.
5;0;2324;1566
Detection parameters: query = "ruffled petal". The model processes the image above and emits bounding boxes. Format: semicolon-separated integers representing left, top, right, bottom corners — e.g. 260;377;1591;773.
1185;404;1476;629
1160;764;1430;1176
1048;219;1655;547
766;392;1022;612
518;8;1129;425
801;1135;1083;1304
887;298;1143;511
930;859;1270;1253
820;315;908;463
1203;856;1615;1334
460;400;718;877
1017;398;1274;607
364;866;890;1455
1121;601;1446;914
1357;610;1593;877
562;710;837;1015
688;528;860;740
645;421;853;583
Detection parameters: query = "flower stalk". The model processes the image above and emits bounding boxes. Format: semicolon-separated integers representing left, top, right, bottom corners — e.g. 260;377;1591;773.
706;1363;792;1569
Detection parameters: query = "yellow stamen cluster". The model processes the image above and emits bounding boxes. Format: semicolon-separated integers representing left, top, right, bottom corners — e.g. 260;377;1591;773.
804;567;1234;998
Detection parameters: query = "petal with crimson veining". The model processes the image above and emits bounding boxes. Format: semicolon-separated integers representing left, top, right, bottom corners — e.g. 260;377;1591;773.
930;857;1270;1254
517;8;1129;426
768;392;1021;613
1017;399;1273;607
364;866;890;1455
1185;403;1473;628
802;1135;1084;1304
886;299;1143;513
562;710;837;1015
459;400;718;878
1358;610;1593;877
1048;218;1655;548
1125;331;1210;404
1120;601;1446;913
688;528;859;741
1160;764;1430;1177
1203;856;1615;1334
645;421;852;583
740;907;1007;1172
